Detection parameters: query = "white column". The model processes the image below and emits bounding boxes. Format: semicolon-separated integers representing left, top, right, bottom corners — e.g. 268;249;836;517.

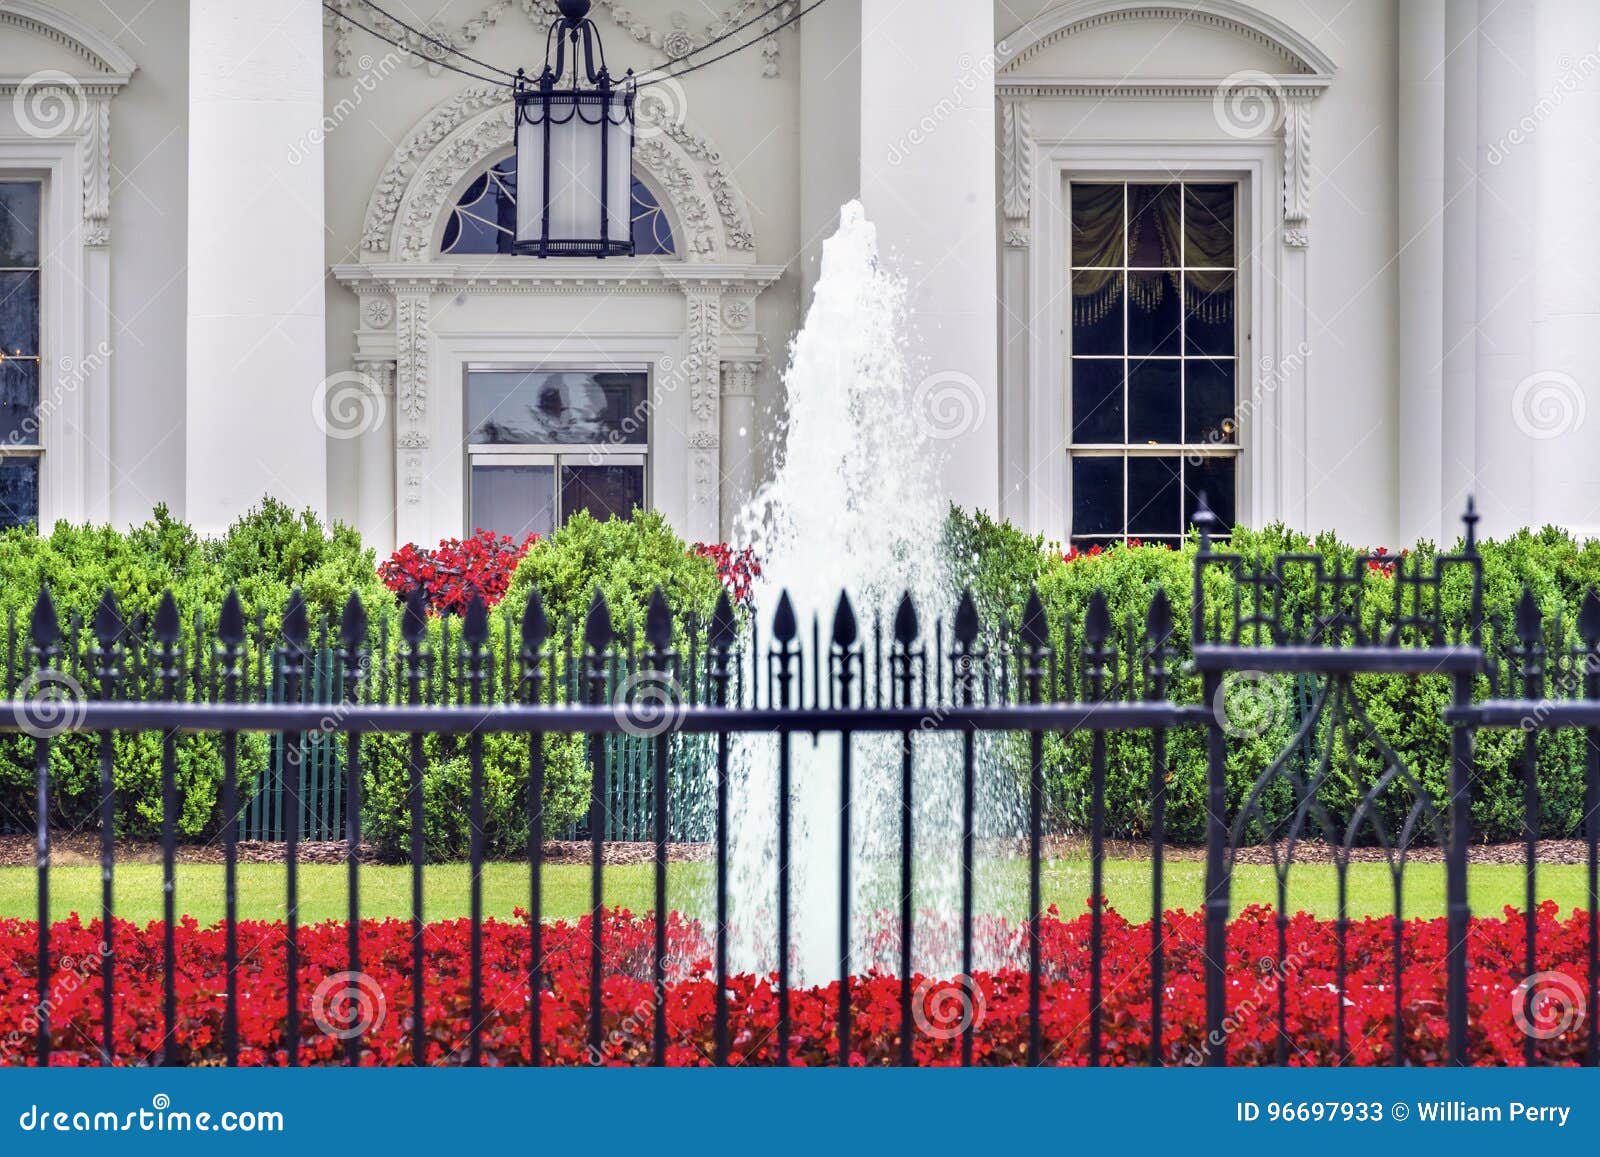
1440;0;1478;526
354;359;396;553
186;0;327;533
720;359;760;537
1396;0;1446;544
858;0;1000;513
1531;0;1600;537
1472;0;1537;538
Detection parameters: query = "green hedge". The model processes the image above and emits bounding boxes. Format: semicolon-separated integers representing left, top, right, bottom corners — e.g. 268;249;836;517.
945;507;1600;845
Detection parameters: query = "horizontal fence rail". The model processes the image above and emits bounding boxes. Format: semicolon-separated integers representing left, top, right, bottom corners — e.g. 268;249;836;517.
4;497;1600;1067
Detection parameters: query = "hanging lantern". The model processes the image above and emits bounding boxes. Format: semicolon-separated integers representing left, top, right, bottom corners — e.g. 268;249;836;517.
514;0;635;258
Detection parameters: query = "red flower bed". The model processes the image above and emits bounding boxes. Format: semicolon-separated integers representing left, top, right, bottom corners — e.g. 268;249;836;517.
379;530;538;616
0;903;1585;1066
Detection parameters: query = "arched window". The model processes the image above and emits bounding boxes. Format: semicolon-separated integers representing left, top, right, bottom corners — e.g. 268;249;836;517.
441;156;676;256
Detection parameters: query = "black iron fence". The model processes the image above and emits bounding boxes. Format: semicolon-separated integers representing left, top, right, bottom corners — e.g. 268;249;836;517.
7;497;1600;1066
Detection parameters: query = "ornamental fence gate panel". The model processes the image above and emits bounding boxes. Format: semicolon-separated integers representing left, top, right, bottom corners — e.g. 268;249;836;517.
6;497;1600;1067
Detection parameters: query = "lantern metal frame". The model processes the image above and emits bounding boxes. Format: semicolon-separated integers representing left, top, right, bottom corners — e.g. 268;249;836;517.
513;0;637;258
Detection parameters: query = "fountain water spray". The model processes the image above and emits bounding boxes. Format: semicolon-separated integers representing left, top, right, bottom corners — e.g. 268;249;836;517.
727;202;1006;983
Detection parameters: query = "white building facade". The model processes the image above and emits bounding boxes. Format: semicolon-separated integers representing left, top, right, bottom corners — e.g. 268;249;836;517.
0;0;1594;553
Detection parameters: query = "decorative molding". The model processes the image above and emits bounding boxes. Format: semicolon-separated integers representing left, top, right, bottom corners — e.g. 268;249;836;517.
998;0;1337;78
720;359;758;398
722;297;752;331
0;0;139;77
1281;95;1311;245
361;85;757;263
334;261;784;295
353;357;398;397
364;297;394;328
995;78;1328;99
684;288;721;425
79;96;109;246
326;0;796;79
1001;98;1033;249
394;294;430;424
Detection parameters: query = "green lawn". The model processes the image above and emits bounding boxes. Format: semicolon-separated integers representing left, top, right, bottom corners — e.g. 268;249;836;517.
0;857;1582;926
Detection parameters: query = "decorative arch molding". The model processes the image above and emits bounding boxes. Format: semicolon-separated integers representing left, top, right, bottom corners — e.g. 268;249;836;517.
339;84;780;553
998;0;1337;79
0;0;138;78
361;83;756;263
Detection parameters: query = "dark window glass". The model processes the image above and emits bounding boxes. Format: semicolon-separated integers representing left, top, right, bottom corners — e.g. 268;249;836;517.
0;183;40;266
469;463;556;541
0;456;38;528
1184;184;1234;267
1071;184;1122;267
1186;359;1236;445
0;271;39;357
1128;360;1180;444
1185;456;1237;531
1127;271;1181;356
1071;359;1123;443
0;357;39;446
442;156;676;256
1068;181;1238;542
1128;184;1179;267
1184;272;1235;356
1128;456;1181;536
562;464;645;524
1071;271;1123;356
1071;457;1123;537
467;370;648;445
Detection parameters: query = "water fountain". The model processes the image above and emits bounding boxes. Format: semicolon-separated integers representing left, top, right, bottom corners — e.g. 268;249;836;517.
727;202;1011;984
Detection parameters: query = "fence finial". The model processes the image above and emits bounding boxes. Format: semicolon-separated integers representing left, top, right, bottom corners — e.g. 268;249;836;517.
520;587;549;652
402;587;428;644
1462;494;1480;551
1514;587;1542;645
584;587;613;652
281;589;308;652
462;594;489;648
953;589;980;648
216;589;244;648
1085;589;1112;646
340;591;369;651
893;591;919;646
1145;588;1173;646
645;587;673;651
1019;587;1048;649
772;591;797;644
708;589;736;651
1581;589;1600;647
29;586;59;651
831;591;858;648
1191;491;1217;550
154;590;181;645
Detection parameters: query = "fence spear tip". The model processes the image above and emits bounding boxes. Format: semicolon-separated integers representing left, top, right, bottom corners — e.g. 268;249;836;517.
1581;589;1600;645
216;589;245;647
645;586;673;651
1019;587;1048;649
953;589;979;647
281;589;308;650
520;587;549;651
1146;588;1173;644
401;587;428;644
340;591;369;651
893;591;919;646
832;591;858;649
584;587;613;652
154;590;181;644
709;590;736;650
1515;587;1542;644
29;585;59;649
772;591;797;644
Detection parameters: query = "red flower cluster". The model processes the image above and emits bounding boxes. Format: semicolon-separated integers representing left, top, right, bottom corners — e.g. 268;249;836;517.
379;530;538;616
692;543;762;606
0;903;1588;1066
1063;539;1172;563
1365;546;1411;577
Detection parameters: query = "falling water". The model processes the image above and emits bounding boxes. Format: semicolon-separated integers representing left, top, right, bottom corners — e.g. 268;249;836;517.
726;202;996;984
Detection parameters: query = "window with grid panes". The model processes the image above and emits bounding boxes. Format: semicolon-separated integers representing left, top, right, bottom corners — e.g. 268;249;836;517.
1068;181;1239;547
0;180;41;528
